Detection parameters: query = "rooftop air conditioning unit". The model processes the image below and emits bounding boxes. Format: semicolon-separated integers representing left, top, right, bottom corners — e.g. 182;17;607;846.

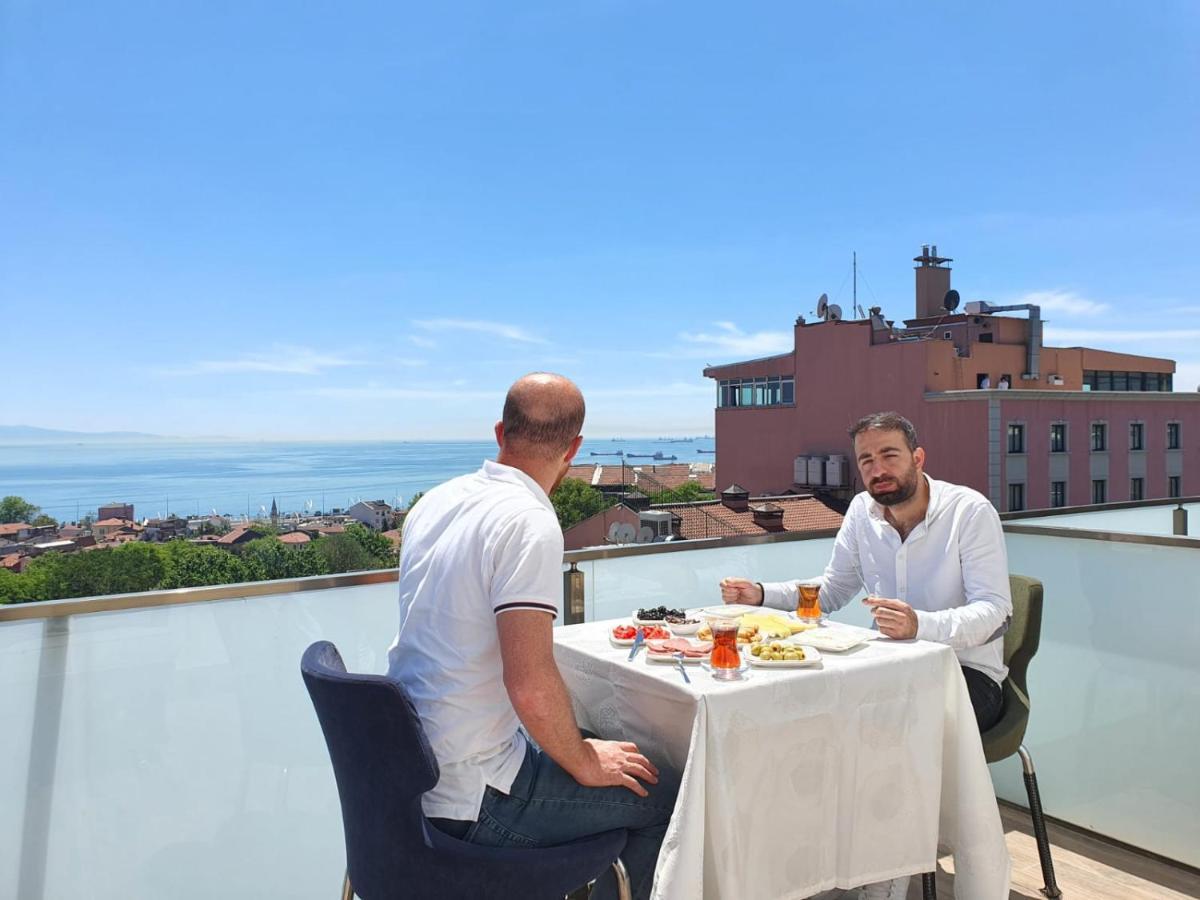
1048;375;1064;386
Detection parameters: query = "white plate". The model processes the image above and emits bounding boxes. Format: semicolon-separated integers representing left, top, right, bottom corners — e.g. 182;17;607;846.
693;604;760;619
609;634;636;647
631;609;689;626
645;651;705;665
788;624;875;653
748;646;823;668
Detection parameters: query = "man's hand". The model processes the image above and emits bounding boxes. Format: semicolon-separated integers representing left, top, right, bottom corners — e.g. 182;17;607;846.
863;596;918;640
719;577;763;606
573;739;661;797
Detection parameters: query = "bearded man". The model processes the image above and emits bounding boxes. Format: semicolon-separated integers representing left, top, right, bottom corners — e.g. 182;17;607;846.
719;411;1013;899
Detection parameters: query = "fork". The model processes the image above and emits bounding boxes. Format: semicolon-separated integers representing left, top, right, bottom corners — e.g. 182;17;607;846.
672;652;691;684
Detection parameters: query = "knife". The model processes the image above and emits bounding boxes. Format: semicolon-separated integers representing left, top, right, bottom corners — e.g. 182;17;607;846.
627;627;645;661
673;653;691;684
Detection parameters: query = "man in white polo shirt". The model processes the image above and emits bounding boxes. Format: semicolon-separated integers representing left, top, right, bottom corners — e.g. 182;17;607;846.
720;411;1012;900
388;373;679;900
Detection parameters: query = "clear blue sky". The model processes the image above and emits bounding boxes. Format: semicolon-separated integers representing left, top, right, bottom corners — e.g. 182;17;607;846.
4;1;1198;439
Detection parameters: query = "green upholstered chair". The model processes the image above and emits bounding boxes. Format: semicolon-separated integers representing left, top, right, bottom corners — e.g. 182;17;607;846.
922;574;1061;899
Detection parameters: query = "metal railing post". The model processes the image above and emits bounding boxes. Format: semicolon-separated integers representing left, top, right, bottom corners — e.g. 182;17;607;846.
1173;504;1188;536
563;562;586;625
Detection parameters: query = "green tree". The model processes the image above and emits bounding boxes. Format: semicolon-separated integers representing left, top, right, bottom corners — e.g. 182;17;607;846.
18;542;167;601
0;568;21;604
240;537;330;580
313;533;383;573
550;478;615;530
31;513;59;528
406;491;424;511
344;523;397;565
160;542;254;589
0;496;39;524
642;482;715;505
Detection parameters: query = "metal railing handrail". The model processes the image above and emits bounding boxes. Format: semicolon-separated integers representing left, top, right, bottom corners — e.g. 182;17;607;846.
999;494;1199;521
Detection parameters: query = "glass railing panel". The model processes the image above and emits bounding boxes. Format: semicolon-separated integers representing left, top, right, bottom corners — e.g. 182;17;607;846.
0;583;399;900
584;537;850;622
1001;532;1200;868
1009;501;1200;536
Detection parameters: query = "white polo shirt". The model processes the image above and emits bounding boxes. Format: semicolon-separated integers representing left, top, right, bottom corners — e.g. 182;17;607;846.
762;475;1013;684
387;460;563;820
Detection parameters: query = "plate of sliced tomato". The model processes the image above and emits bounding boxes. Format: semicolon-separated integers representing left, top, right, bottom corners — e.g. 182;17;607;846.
610;623;670;646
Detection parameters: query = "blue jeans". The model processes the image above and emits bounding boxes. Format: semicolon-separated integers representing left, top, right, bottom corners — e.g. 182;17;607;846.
435;739;680;900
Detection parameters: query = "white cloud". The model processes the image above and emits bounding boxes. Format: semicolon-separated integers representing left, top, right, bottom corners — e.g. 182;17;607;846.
1008;290;1110;316
1044;327;1200;344
413;318;547;344
157;345;364;376
408;335;438;349
672;321;792;359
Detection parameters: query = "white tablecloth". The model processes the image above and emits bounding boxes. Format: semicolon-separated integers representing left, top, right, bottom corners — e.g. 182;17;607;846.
553;621;1011;900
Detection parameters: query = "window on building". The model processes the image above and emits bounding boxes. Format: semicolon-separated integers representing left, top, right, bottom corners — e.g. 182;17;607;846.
1007;483;1025;512
1167;422;1181;450
1091;422;1107;451
1050;481;1066;508
1144;372;1161;392
1127;372;1144;391
1112;371;1128;391
717;376;796;409
1097;371;1113;391
1168;475;1181;498
1007;423;1025;454
1050;423;1066;453
1130;422;1144;451
979;332;994;343
1083;370;1098;390
1130;477;1144;501
1092;479;1107;504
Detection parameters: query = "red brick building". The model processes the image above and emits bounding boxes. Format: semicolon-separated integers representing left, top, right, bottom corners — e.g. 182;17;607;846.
703;248;1199;512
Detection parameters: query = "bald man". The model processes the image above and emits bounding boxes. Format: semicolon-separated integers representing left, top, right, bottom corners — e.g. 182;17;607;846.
388;373;680;900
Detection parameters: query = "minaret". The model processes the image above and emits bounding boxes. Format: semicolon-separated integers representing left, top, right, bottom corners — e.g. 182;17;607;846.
270;498;279;525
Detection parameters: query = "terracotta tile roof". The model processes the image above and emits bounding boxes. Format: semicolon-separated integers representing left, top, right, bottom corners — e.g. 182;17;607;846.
0;523;30;537
1;553;23;570
94;517;133;527
652;495;844;541
381;529;403;548
278;531;311;545
217;527;262;545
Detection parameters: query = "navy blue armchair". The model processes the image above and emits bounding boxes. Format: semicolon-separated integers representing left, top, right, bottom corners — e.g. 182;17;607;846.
301;641;631;900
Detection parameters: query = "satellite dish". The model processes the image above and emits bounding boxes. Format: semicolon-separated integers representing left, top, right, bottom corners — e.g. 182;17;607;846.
816;293;829;318
606;522;623;543
826;304;843;321
943;289;961;312
636;526;655;543
615;522;637;543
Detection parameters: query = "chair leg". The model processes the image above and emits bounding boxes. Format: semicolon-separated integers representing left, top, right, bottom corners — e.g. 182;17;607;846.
341;870;353;900
611;856;632;900
1017;745;1062;899
921;870;937;899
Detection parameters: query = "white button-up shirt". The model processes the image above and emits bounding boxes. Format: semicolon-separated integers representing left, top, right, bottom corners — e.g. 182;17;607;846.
763;475;1012;684
387;460;563;820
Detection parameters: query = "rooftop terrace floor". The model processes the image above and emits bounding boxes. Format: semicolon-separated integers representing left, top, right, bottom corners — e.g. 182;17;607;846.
913;803;1200;900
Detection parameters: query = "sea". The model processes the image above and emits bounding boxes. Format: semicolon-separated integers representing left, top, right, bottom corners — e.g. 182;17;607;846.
0;437;715;522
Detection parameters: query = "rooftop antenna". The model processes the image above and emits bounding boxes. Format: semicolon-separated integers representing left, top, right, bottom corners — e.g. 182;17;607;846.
943;289;961;312
816;293;829;319
853;252;866;319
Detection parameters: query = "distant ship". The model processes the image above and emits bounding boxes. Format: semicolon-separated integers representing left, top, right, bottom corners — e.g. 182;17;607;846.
697;449;715;454
589;450;624;456
627;452;678;461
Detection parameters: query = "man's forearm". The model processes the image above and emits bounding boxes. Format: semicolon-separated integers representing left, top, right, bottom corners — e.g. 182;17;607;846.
506;666;590;777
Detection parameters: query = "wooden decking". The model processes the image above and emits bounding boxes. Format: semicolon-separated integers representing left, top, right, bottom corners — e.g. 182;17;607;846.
910;802;1200;899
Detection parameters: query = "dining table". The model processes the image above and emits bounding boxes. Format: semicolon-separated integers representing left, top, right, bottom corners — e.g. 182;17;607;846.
553;617;1012;900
